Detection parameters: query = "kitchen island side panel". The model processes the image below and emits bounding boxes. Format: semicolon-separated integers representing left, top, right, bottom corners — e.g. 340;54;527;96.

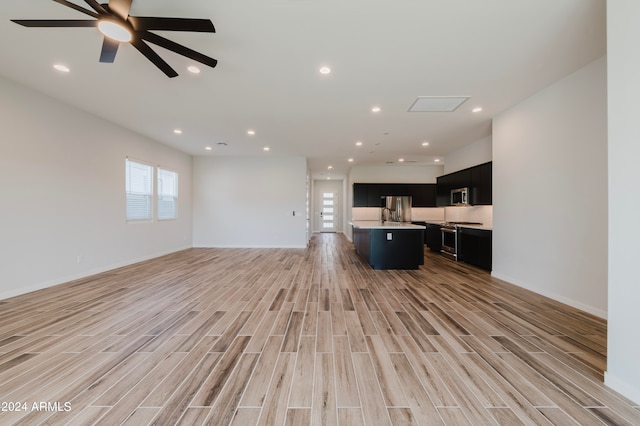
369;229;424;269
353;227;424;270
353;227;371;261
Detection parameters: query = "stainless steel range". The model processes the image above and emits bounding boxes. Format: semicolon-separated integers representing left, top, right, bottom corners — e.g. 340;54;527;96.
440;222;482;261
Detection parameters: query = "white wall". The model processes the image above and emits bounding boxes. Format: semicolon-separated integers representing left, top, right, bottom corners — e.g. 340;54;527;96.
192;156;307;248
492;56;608;318
0;77;193;300
349;165;443;183
444;136;492;174
605;0;640;404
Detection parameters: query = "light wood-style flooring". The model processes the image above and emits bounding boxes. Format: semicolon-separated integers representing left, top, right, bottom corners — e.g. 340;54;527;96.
0;233;638;425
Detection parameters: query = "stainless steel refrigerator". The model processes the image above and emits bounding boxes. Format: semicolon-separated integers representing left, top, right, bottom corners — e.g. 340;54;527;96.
381;196;412;222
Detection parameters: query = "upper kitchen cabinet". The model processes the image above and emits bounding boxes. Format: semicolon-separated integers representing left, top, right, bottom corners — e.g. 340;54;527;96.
470;161;492;205
437;168;471;206
367;184;384;206
353;183;369;207
410;184;437;207
352;183;436;207
436;162;492;206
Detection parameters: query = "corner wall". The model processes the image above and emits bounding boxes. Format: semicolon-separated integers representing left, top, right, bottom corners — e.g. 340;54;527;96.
192;156;307;248
605;0;640;404
444;136;492;174
0;76;193;300
492;56;608;318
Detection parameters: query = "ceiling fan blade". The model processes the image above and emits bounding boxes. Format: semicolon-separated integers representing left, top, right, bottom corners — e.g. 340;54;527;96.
99;37;119;63
11;19;97;28
108;0;133;21
140;31;218;69
83;0;109;14
130;37;178;78
53;0;99;18
128;17;215;32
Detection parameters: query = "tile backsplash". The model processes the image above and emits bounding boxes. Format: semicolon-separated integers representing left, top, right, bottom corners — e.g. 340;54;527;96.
351;205;493;227
444;205;493;227
411;208;445;221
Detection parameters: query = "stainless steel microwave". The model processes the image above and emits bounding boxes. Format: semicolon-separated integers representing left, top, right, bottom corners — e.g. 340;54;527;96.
451;187;469;205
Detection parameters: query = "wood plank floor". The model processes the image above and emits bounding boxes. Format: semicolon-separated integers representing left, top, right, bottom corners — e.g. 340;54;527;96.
0;233;638;425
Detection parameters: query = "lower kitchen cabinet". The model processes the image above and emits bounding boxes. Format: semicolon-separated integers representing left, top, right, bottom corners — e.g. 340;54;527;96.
458;227;492;271
353;226;424;270
425;223;442;252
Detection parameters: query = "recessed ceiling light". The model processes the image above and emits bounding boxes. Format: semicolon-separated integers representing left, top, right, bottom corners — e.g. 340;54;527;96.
173;129;182;134
247;129;255;135
434;158;441;162
53;64;70;73
422;141;430;146
205;146;212;151
263;146;270;151
472;107;483;113
371;106;381;113
355;141;363;146
398;158;405;162
187;65;201;74
348;158;354;162
328;166;333;170
319;66;331;74
327;176;331;180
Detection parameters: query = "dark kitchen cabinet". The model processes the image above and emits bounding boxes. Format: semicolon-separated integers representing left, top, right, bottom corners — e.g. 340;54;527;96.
436;162;492;206
367;184;384;207
353;183;369;207
470;162;492;205
353;226;424;270
451;168;472;190
425;223;442;252
458;227;492;271
385;184;408;196
352;183;437;207
410;184;437;207
436;174;454;206
436;169;471;206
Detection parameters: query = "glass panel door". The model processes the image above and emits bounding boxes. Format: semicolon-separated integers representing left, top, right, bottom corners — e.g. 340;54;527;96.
320;192;337;232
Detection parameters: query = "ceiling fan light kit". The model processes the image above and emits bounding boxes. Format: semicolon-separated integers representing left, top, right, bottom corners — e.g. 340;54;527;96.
11;0;218;78
97;18;131;42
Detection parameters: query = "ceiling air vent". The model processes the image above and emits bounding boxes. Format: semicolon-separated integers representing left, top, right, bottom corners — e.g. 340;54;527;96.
408;96;469;112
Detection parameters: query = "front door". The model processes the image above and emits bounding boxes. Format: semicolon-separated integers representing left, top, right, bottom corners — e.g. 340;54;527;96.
320;191;337;232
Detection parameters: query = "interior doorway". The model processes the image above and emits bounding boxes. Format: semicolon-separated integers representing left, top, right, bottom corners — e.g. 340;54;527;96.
313;180;343;233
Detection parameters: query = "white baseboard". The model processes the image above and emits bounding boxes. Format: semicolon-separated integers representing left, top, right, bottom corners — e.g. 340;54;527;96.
605;372;640;405
490;271;608;319
0;246;192;302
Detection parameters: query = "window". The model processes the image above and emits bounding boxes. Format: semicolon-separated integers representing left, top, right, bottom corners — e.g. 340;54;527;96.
157;167;178;220
125;159;153;221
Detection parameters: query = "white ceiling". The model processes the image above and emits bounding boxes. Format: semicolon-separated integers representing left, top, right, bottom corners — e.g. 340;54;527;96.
0;0;606;179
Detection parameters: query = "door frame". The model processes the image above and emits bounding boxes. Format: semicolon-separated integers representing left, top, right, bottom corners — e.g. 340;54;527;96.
312;179;344;234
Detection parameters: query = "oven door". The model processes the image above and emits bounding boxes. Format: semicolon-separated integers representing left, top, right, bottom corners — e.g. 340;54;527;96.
440;227;457;256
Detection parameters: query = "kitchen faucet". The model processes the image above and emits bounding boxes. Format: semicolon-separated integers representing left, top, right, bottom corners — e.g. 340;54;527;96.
381;207;390;222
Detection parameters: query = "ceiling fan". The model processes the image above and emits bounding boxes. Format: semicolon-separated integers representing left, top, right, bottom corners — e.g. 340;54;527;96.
11;0;217;78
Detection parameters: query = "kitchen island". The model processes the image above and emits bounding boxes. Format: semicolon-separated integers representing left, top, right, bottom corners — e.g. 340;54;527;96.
351;221;426;270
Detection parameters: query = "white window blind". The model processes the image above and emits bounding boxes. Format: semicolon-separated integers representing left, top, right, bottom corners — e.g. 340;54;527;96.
157;167;178;220
125;159;153;221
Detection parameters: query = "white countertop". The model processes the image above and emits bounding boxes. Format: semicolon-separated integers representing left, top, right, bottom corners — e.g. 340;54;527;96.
422;220;492;231
350;221;426;230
